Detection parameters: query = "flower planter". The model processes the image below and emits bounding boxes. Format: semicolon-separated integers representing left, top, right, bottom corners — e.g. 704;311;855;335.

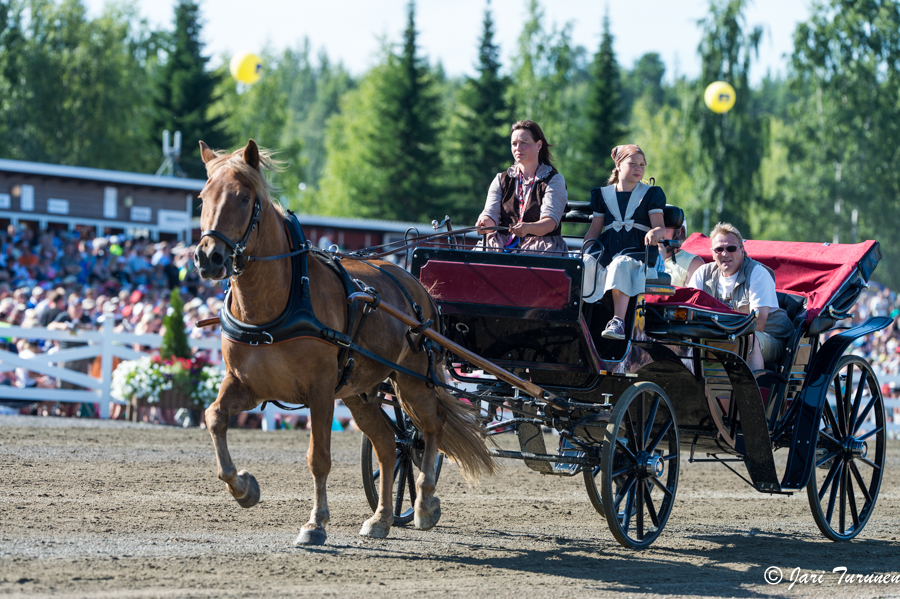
129;390;197;424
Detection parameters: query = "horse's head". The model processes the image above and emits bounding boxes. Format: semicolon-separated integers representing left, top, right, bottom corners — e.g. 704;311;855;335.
195;139;274;280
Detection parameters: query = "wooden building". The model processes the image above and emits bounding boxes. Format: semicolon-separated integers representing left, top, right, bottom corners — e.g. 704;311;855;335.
0;158;202;242
0;157;477;251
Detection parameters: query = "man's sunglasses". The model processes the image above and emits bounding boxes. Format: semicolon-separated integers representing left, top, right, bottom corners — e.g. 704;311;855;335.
712;244;740;254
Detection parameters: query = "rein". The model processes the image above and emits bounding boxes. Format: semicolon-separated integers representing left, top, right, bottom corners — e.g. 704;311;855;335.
339;226;490;260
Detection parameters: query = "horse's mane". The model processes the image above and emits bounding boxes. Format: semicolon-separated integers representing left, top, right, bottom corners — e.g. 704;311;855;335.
204;145;284;209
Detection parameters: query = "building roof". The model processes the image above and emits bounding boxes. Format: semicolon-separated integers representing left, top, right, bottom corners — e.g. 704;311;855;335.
0;158;206;191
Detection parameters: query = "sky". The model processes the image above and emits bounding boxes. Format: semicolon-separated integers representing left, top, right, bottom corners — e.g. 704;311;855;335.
83;0;813;84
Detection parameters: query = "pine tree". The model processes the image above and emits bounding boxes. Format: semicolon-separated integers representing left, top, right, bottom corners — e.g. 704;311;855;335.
318;0;444;222
443;2;510;223
572;13;627;197
153;0;227;179
693;0;764;234
160;288;191;361
382;0;443;220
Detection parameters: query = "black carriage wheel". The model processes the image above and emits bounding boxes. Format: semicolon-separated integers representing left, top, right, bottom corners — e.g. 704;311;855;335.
583;465;604;516
360;404;443;526
806;355;885;541
600;382;679;549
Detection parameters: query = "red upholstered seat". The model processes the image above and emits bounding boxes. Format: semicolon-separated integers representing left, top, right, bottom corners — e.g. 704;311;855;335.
662;234;880;324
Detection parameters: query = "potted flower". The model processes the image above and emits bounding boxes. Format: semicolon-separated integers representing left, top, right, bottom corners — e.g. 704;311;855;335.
110;289;225;424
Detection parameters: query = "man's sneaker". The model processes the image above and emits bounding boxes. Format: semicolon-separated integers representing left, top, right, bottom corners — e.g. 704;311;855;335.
601;317;626;340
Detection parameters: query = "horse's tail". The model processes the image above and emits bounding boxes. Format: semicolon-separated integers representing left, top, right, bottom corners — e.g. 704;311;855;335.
396;376;498;485
432;384;498;484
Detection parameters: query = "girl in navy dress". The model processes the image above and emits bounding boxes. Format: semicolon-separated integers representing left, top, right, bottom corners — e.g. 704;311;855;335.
583;145;666;339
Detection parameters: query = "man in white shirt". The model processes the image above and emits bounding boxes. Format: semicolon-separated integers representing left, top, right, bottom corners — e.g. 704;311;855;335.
687;223;792;370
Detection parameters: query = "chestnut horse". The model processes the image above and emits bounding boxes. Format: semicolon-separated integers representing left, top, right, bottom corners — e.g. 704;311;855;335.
193;139;495;545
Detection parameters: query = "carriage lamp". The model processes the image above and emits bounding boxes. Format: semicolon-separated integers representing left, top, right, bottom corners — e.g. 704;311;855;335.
664;307;691;321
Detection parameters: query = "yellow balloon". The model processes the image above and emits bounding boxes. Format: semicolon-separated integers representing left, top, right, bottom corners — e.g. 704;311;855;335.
230;52;262;85
704;81;736;114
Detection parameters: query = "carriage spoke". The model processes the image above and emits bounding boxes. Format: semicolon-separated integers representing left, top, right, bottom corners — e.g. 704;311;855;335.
394;458;408;516
816;450;841;468
636;477;645;540
644;481;660;528
621;485;636;533
646;418;673;453
843;364;855;434
823;403;841;439
848;372;867;435
642;395;659;452
832;374;846;437
858;456;881;471
849;461;873;503
825;461;844;523
818;459;841;502
858;426;883;442
853;395;878;434
613;475;636;515
846;467;860;530
839;462;848;534
614;437;638;463
650;476;674;498
612;464;635;479
637;397;646;451
406;459;417;505
818;429;841;449
624;410;640;455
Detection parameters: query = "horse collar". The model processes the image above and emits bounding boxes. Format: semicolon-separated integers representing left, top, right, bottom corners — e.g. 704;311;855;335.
218;213;358;349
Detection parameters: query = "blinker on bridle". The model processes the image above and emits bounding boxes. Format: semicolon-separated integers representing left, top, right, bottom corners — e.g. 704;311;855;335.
200;195;263;278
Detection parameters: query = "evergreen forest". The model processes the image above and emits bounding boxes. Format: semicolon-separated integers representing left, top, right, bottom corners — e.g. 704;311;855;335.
1;0;899;285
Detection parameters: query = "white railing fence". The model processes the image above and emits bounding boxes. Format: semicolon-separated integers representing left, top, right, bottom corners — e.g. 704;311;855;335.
0;324;335;431
0;324;220;419
1;325;897;435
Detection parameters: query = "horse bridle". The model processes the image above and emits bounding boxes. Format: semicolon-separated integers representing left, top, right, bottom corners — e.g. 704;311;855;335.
200;195;312;278
200;195;263;278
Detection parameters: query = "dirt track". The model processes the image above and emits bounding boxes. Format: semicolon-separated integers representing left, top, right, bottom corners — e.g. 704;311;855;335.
1;415;899;599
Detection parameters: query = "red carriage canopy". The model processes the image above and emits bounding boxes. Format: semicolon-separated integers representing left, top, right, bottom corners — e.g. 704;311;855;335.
648;234;881;323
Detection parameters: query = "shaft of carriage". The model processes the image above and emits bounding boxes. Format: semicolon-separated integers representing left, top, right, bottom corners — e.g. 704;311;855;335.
345;291;567;409
197;297;566;409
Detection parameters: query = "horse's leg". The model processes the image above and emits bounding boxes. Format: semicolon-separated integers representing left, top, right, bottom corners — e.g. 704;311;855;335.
344;395;397;539
392;376;444;531
296;398;334;546
206;377;260;508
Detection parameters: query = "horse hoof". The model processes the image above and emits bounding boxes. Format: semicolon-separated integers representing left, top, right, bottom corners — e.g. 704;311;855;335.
359;518;390;539
295;527;327;546
231;471;260;508
414;499;441;531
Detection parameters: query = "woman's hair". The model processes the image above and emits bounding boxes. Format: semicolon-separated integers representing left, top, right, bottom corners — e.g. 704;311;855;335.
510;120;555;167
607;147;647;186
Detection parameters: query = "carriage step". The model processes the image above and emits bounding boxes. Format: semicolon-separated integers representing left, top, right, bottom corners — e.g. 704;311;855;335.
489;448;597;467
517;404;552;473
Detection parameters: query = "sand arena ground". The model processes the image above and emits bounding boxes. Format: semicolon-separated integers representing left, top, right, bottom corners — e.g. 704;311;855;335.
1;415;898;598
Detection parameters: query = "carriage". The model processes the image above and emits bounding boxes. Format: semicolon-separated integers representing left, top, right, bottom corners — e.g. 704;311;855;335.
359;204;890;549
196;140;889;549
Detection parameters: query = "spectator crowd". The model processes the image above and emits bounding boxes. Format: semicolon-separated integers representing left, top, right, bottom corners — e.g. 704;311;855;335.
0;221;898;426
0;224;225;416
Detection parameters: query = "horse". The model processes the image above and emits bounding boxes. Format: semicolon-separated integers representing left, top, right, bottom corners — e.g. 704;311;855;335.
193;139;496;545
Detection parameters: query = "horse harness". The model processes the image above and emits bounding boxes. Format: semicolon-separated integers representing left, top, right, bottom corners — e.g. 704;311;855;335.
207;208;446;410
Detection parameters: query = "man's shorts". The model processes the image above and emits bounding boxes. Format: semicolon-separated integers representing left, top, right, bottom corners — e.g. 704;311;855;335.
754;331;784;363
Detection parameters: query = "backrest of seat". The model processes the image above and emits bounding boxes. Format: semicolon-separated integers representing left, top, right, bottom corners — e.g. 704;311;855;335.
777;291;806;323
662;204;684;229
562;201;592;224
